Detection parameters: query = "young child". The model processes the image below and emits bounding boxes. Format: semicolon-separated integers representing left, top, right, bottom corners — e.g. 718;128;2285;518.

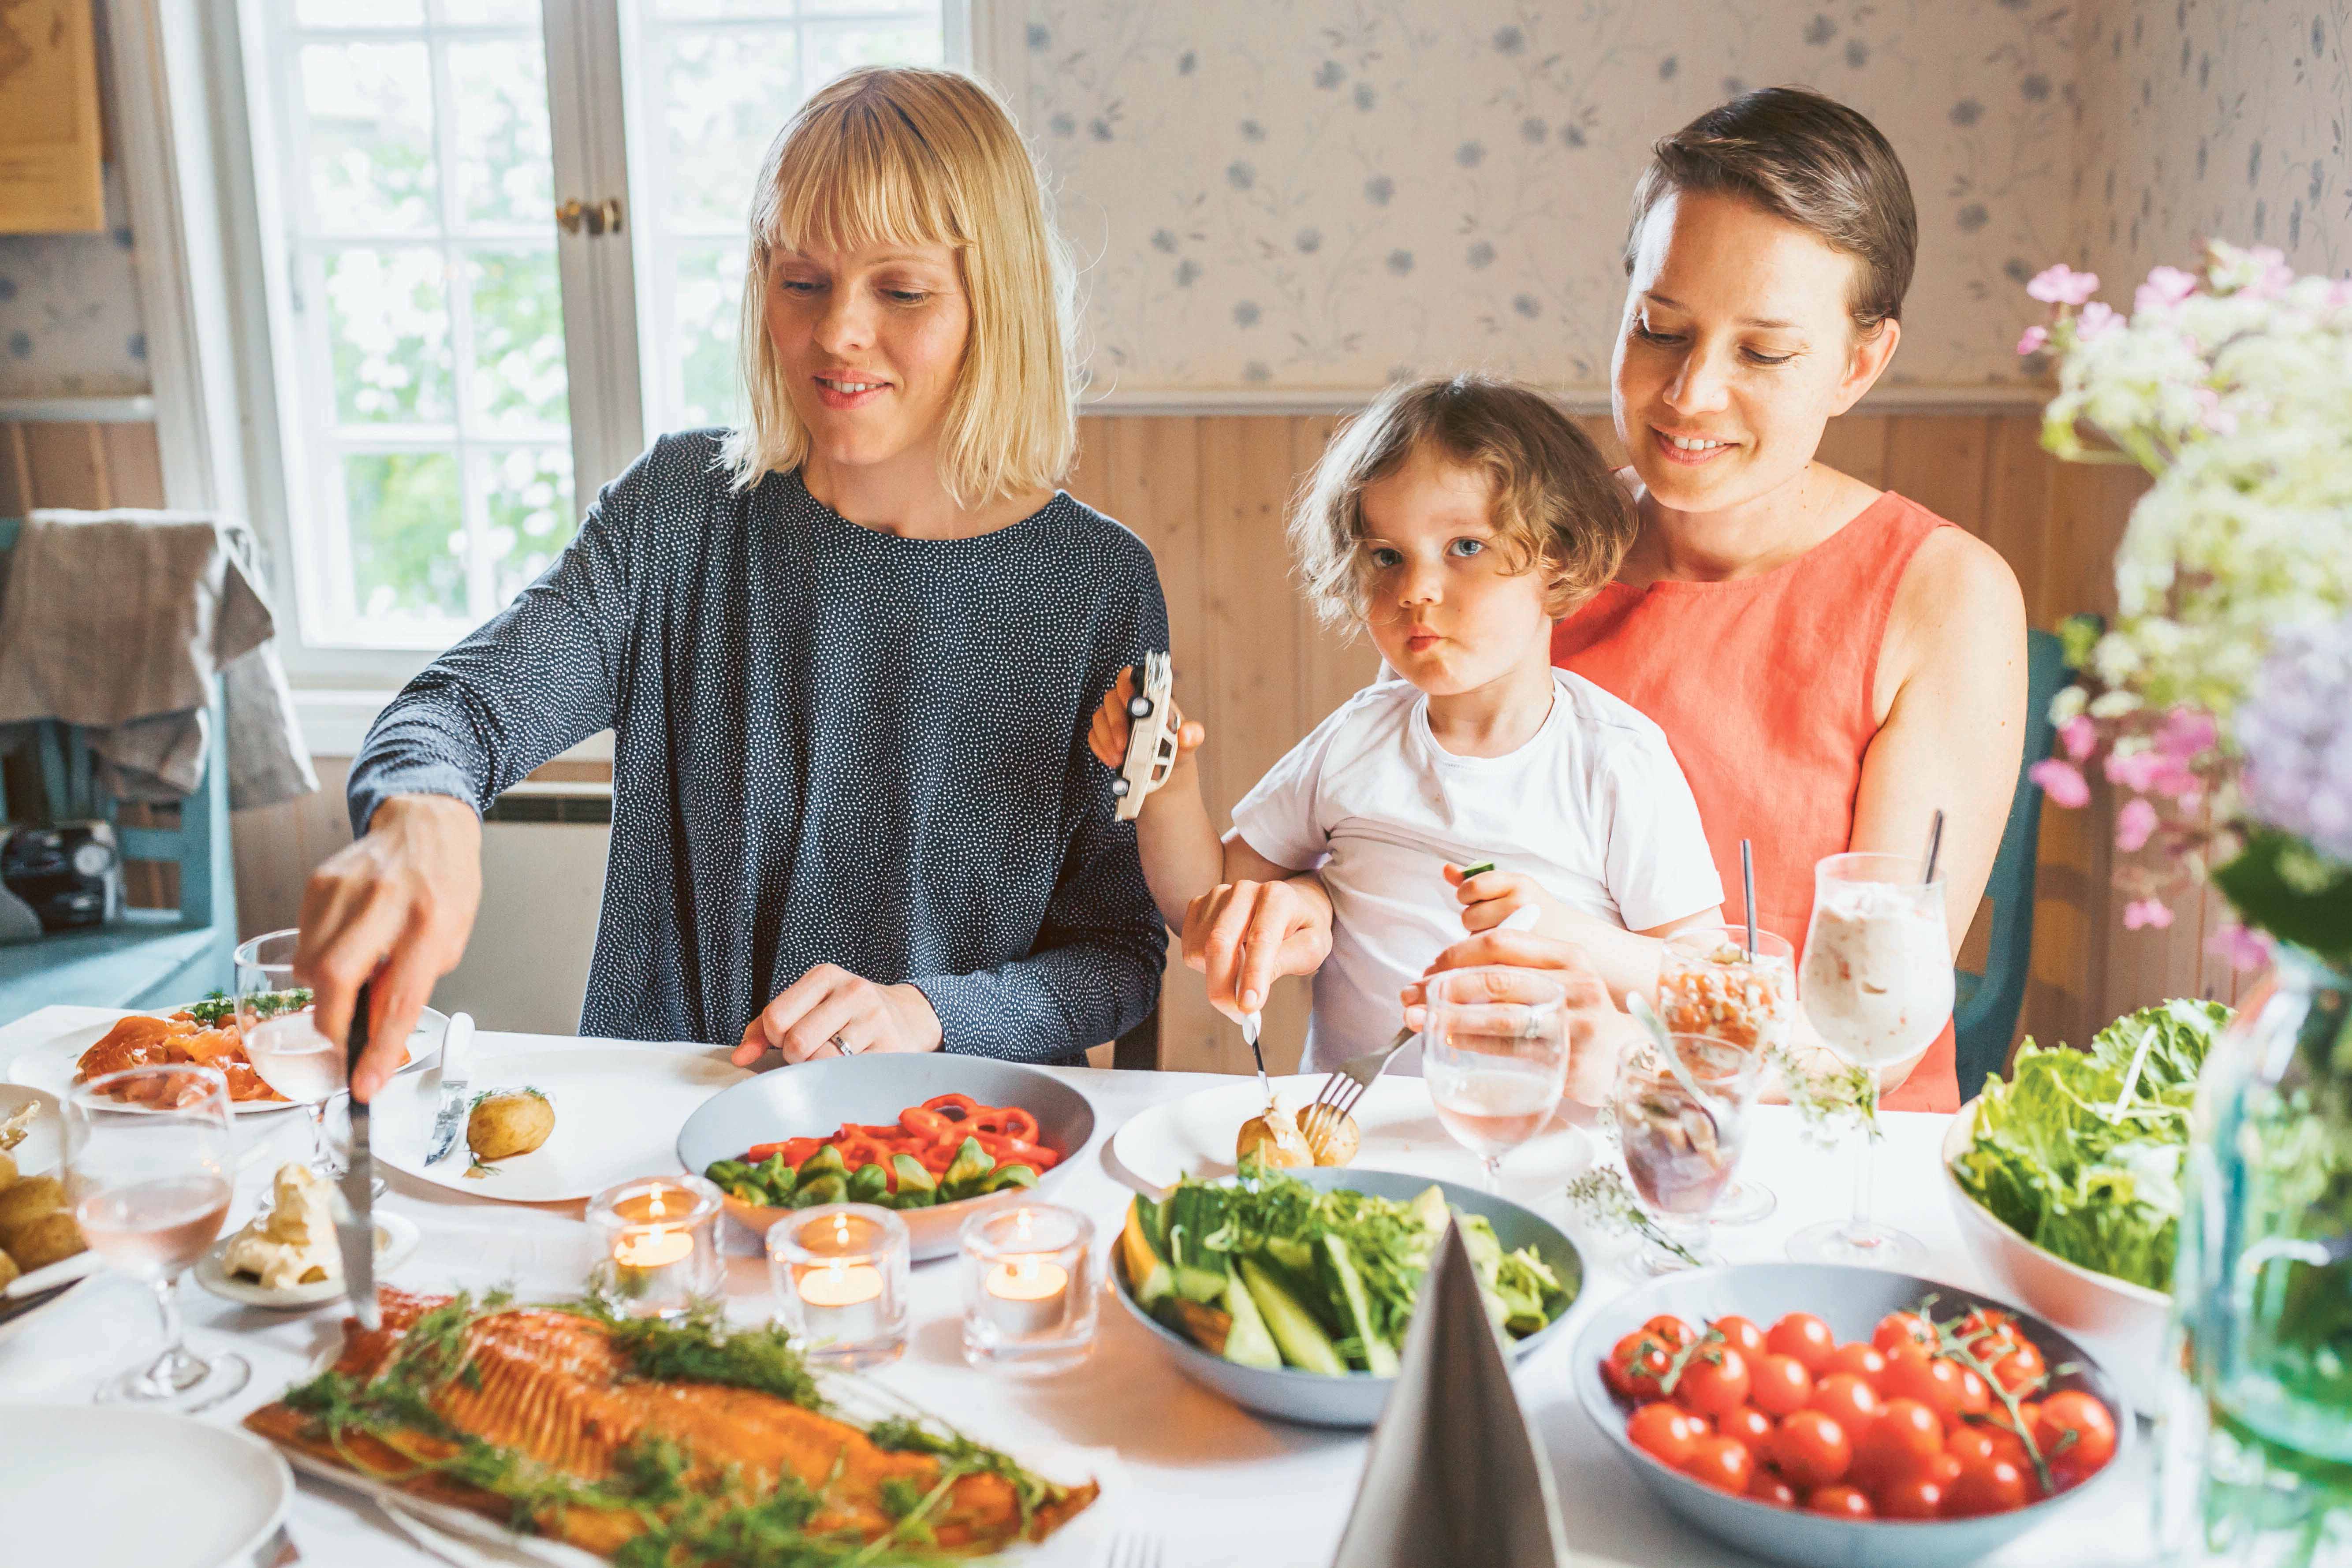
1089;374;1726;1072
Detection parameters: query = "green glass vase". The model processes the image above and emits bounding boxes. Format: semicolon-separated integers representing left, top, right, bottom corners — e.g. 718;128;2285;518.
2158;946;2352;1566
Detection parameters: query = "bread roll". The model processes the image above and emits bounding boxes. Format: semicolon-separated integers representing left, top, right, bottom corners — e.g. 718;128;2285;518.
0;1247;17;1292
6;1210;84;1271
0;1174;64;1244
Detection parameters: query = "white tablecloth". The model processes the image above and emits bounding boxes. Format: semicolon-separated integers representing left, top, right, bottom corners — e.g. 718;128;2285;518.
0;1007;2159;1567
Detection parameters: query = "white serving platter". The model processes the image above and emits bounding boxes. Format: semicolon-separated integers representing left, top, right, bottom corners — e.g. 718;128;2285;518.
7;1004;449;1114
0;1082;62;1176
1108;1072;1595;1201
0;1406;293;1568
195;1208;421;1308
372;1043;751;1203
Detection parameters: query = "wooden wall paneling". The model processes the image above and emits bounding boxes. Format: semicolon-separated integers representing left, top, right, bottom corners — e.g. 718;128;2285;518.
1884;413;1993;533
96;423;166;508
1981;415;2058;624
1814;413;1891;488
19;422;109;510
0;424;30;515
233;757;353;939
1290;415;1381;731
1575;414;1629;469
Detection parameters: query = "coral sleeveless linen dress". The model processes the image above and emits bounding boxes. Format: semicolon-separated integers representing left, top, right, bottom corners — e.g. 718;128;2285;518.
1551;490;1960;1112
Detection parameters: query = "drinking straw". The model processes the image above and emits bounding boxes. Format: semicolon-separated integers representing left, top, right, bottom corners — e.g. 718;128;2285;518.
1740;840;1756;958
1921;808;1946;885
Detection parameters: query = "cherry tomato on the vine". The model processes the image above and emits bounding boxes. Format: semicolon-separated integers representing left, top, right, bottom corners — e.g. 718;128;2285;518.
1644;1314;1699;1349
1769;1409;1853;1490
1627;1403;1703;1469
1809;1372;1882;1427
2035;1391;2118;1473
1875;1475;1946;1520
1747;1470;1798;1509
1826;1341;1890;1388
1947;1455;2034;1517
1719;1405;1775;1448
1807;1485;1875;1519
1767;1312;1838;1376
1673;1346;1753;1419
1711;1315;1769;1359
1681;1434;1756;1495
1750;1354;1813;1419
1873;1311;1936;1356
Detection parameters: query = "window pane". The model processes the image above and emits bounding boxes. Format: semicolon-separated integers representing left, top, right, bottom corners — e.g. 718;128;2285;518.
326;248;455;425
450;40;553;229
651;1;796;17
346;451;466;622
482;446;578;603
801;19;940;86
466;248;569;429
298;0;425;25
300;43;439;233
654;27;797;231
669;242;747;431
436;0;540;22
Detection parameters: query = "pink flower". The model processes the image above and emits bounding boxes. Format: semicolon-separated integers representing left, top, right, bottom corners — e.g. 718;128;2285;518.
2029;757;2091;808
2134;265;2199;313
2115;797;2159;852
2027;264;2101;306
2058;714;2096;760
2243;246;2295;297
2016;323;2050;355
2123;898;2176;931
2208;923;2272;970
2075;301;2120;340
2155;707;2218;763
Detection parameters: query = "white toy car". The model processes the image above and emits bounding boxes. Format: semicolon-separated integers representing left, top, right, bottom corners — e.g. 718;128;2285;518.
1112;652;1180;822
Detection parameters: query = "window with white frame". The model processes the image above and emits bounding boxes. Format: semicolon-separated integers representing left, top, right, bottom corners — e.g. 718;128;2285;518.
240;0;950;653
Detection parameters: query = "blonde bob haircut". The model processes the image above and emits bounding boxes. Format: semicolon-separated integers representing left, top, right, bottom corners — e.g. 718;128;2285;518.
722;67;1079;503
1290;375;1637;630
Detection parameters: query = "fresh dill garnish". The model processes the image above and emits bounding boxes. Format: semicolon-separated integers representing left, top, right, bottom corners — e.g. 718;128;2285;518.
555;1296;824;1408
865;1416;1052;1526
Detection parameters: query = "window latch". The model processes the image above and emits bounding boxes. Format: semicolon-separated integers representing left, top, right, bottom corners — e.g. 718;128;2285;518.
555;197;626;237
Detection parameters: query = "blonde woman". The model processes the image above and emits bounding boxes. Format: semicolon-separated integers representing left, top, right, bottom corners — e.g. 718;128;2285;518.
301;67;1170;1094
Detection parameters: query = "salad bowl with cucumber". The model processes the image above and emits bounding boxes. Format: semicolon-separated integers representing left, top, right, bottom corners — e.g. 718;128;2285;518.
1113;1160;1581;1426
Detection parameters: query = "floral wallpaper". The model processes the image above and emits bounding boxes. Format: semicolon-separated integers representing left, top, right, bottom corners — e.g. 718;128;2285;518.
1016;0;2080;391
0;157;149;400
2071;0;2350;291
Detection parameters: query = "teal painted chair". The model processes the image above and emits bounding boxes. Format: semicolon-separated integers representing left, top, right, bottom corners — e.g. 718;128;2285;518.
1950;626;2067;1096
0;518;239;1025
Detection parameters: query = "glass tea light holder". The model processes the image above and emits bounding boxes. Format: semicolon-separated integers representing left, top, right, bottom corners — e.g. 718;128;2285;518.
960;1204;1097;1375
586;1173;725;1319
767;1203;910;1368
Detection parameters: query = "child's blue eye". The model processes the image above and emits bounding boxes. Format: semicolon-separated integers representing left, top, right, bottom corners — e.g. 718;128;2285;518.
1448;538;1486;558
1367;547;1404;568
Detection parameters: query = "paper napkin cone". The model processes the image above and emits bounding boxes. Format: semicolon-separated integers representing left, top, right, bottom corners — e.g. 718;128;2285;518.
1330;1220;1571;1568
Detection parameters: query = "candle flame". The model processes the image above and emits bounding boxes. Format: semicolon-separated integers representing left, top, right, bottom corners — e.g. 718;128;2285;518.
832;1214;850;1244
648;1189;667;1219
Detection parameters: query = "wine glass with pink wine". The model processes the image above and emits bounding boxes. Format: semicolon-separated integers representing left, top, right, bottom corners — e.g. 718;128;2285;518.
1420;966;1573;1194
64;1064;249;1410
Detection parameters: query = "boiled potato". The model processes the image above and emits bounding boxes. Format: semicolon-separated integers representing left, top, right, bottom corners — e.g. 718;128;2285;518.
467;1089;555;1163
0;1175;64;1245
1301;1106;1360;1167
6;1210;83;1271
1236;1106;1313;1169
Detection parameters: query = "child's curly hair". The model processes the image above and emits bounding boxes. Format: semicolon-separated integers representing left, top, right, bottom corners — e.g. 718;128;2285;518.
1289;375;1637;629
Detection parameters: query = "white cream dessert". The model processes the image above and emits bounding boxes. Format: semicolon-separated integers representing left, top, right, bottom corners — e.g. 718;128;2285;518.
1799;880;1955;1065
223;1162;341;1289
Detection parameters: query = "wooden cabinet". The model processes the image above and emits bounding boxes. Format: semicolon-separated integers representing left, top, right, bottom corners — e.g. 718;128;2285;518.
0;0;104;234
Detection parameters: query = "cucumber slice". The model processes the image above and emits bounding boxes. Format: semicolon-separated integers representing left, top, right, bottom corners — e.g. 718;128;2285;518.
1239;1256;1346;1375
1218;1261;1283;1369
1317;1233;1399;1375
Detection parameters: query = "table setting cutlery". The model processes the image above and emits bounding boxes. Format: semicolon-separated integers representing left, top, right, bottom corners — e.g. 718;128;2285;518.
424;1011;477;1167
335;981;380;1332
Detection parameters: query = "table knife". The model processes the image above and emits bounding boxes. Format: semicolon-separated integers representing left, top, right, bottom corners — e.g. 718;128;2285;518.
337;980;380;1332
423;1011;477;1166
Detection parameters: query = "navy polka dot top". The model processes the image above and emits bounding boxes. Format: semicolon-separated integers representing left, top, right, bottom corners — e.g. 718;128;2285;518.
349;432;1170;1065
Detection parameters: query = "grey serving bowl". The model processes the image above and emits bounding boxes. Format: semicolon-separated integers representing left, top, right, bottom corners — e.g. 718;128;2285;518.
1111;1166;1584;1428
675;1054;1095;1260
1569;1264;2135;1568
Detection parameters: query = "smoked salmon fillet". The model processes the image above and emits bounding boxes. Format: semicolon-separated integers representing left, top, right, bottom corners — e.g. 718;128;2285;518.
244;1287;1096;1560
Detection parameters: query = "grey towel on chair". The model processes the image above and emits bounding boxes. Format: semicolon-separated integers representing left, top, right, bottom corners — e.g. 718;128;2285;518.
0;509;318;810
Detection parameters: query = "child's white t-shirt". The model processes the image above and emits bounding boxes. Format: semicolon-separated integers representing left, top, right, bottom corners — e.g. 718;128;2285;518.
1230;670;1722;1072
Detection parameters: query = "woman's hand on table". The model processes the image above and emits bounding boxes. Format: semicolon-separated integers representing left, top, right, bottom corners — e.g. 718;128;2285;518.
1402;929;1631;1107
732;965;945;1066
1182;875;1333;1015
295;793;483;1102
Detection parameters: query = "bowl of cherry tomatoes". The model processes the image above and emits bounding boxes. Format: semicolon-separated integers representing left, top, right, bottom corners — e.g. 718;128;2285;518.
1572;1264;2132;1568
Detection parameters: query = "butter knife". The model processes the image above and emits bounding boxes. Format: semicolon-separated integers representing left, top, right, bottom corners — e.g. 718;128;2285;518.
424;1011;476;1166
337;980;380;1331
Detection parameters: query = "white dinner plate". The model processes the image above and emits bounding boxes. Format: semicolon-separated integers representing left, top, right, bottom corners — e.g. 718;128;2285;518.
0;1406;292;1567
1109;1072;1595;1200
195;1209;421;1308
0;1083;62;1176
373;1044;752;1202
7;1004;449;1115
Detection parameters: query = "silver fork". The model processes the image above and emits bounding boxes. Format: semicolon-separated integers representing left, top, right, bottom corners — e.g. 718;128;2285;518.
1301;1025;1415;1142
1100;1531;1167;1568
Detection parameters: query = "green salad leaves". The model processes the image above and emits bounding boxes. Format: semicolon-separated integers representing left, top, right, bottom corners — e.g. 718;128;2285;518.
1952;998;2231;1291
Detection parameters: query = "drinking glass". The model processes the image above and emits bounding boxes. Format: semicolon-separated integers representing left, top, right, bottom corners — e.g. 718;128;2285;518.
1420;967;1571;1193
1612;1032;1768;1273
1658;924;1795;1224
1786;852;1953;1267
235;928;343;1178
65;1065;249;1410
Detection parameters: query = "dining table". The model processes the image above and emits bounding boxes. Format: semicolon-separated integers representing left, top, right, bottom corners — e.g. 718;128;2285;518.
0;1005;2163;1568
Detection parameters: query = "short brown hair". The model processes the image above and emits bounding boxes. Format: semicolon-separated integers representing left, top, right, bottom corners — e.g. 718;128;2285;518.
1625;87;1917;334
1290;375;1636;629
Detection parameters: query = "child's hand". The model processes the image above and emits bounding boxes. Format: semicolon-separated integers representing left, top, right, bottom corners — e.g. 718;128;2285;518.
1087;665;1205;771
1446;862;1563;935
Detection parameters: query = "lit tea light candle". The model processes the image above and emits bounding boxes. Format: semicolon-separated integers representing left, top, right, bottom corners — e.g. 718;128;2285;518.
982;1255;1069;1336
587;1174;725;1319
768;1203;909;1367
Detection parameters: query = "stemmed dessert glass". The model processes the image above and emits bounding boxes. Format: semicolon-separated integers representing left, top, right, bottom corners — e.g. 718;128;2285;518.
1613;1032;1768;1273
64;1064;249;1409
235;928;347;1180
1420;967;1572;1193
1657;924;1795;1224
1786;852;1953;1267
